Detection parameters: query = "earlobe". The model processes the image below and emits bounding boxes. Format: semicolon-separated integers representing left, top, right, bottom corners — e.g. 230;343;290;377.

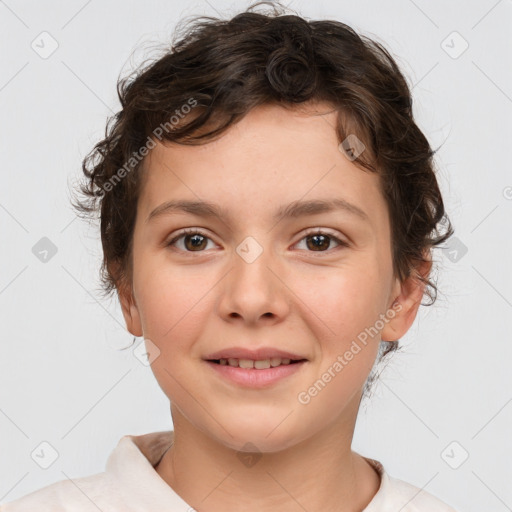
117;282;143;337
381;257;432;342
109;260;143;337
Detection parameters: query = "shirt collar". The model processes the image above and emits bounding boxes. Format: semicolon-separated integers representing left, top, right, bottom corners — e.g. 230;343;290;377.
106;430;191;510
106;430;391;510
361;456;393;510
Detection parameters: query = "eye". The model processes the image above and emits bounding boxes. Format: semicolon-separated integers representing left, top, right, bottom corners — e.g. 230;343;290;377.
166;228;349;254
295;229;349;252
166;228;216;252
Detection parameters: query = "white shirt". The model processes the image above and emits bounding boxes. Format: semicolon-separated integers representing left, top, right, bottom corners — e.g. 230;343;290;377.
0;430;459;511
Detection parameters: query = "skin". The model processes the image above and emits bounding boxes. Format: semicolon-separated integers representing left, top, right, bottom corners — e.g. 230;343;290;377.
117;101;431;512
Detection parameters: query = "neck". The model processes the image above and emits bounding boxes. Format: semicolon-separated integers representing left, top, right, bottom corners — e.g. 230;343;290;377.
155;403;381;511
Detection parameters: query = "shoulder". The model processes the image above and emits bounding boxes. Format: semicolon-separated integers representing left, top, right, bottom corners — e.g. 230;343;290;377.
385;474;459;511
362;456;459;512
0;471;129;512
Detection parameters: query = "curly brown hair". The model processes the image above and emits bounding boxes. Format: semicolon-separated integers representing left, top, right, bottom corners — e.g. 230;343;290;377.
71;1;453;373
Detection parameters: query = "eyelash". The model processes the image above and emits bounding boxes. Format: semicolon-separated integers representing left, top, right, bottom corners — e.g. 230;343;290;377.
166;228;349;254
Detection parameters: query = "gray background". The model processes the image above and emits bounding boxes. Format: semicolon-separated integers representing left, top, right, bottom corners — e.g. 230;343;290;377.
1;1;511;510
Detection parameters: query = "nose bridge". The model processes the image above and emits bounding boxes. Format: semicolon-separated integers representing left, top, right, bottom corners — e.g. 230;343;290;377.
220;234;288;322
233;234;275;293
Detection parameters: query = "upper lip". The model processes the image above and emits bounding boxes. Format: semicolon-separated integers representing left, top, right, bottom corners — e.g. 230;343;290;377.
203;347;308;361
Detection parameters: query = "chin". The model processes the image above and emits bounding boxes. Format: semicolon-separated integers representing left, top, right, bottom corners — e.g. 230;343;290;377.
205;415;308;454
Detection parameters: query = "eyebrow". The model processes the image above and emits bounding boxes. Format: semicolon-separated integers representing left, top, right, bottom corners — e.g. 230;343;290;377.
146;198;370;224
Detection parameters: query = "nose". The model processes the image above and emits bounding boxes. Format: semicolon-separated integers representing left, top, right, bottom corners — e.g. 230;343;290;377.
216;236;290;326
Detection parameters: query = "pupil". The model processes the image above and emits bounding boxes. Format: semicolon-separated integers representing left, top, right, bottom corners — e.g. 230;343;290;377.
308;234;329;251
187;234;206;250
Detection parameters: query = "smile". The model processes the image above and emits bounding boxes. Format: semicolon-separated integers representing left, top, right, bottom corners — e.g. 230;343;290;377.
209;357;306;369
205;358;308;388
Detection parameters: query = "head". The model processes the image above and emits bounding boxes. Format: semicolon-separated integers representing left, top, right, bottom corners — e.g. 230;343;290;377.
72;1;453;451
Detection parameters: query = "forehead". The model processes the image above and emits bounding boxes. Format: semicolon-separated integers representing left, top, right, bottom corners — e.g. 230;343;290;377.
138;102;386;231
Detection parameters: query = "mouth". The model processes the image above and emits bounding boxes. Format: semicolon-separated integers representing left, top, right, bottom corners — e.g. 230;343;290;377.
202;347;309;387
207;357;307;369
204;354;308;388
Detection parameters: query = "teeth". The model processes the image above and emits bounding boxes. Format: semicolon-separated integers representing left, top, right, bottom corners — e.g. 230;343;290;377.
218;357;295;369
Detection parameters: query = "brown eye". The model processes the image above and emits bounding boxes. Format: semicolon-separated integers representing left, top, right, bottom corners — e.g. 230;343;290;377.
167;229;214;252
166;228;348;254
296;230;348;252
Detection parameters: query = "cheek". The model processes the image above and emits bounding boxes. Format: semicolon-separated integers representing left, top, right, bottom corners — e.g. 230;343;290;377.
134;261;215;347
292;262;387;341
291;264;385;396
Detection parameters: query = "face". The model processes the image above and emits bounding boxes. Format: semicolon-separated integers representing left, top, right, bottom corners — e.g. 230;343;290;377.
119;102;424;453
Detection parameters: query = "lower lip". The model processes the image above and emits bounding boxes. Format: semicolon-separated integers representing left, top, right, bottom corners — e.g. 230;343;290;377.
204;360;307;388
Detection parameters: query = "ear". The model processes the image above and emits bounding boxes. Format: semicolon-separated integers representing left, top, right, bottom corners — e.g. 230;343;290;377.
113;267;143;338
381;255;433;342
